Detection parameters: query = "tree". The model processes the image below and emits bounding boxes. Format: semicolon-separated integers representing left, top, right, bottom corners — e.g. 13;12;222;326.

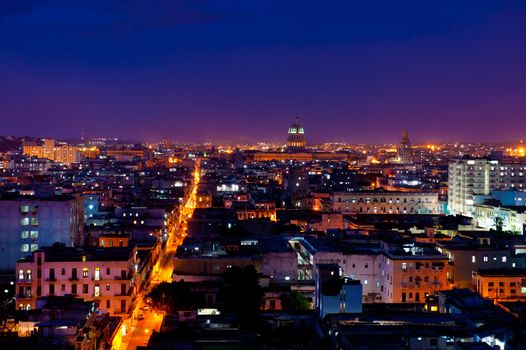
280;291;310;311
493;217;504;232
146;281;196;314
218;265;263;325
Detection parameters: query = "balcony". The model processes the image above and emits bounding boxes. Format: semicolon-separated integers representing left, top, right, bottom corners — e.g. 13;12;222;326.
114;289;132;297
114;275;132;280
16;294;32;299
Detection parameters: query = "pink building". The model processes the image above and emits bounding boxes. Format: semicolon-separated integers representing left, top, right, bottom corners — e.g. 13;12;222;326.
16;244;138;316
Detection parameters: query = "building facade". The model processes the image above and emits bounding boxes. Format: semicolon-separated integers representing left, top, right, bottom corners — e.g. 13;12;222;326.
397;130;414;164
15;245;137;315
380;250;452;303
448;159;526;216
473;268;526;301
332;191;438;214
0;195;85;271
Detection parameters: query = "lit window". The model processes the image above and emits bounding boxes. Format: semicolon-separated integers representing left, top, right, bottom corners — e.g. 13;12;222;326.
83;268;89;278
18;269;24;280
483;256;488;262
21;231;29;239
502;256;507;263
21;244;29;252
472;256;476;263
30;244;38;252
363;279;368;285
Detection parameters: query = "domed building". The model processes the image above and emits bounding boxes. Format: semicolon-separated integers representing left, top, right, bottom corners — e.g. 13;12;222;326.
286;117;307;152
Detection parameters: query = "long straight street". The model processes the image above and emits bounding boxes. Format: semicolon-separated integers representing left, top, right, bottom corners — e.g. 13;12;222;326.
123;161;200;350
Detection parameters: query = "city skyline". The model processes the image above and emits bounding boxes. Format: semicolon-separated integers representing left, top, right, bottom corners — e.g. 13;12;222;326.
1;0;525;143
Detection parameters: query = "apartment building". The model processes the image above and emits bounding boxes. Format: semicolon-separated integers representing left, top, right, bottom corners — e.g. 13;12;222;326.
448;159;526;216
0;194;84;271
15;245;138;315
380;247;452;303
437;237;522;289
473;268;526;301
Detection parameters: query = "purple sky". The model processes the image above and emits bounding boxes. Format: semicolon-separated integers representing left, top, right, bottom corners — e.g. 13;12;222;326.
1;0;525;143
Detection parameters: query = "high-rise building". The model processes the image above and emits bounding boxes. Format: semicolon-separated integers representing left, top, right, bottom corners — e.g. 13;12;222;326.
42;139;55;160
448;159;526;216
54;144;80;163
0;194;85;271
21;139;80;164
22;141;43;158
397;130;414;164
286;117;306;152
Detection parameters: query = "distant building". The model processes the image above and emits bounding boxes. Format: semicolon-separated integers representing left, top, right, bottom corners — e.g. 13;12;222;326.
0;194;84;271
22;138;80;163
448;159;526;216
397;130;414;164
286;117;307;152
332;191;439;214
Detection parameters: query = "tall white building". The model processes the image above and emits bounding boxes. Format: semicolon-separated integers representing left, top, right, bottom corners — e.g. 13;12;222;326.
448;159;526;216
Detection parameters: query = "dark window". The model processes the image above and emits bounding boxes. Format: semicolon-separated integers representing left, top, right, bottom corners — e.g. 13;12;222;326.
106;300;110;309
49;284;55;295
61;268;65;275
83;284;88;294
120;300;126;313
72;284;77;294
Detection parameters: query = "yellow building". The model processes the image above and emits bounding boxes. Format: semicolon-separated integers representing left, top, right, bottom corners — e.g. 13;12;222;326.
22;139;80;164
473;268;526;301
22;142;43;158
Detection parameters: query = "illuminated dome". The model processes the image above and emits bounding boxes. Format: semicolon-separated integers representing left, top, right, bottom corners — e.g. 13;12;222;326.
287;117;306;151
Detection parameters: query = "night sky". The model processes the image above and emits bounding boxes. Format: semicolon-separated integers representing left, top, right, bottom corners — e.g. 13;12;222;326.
1;1;525;143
